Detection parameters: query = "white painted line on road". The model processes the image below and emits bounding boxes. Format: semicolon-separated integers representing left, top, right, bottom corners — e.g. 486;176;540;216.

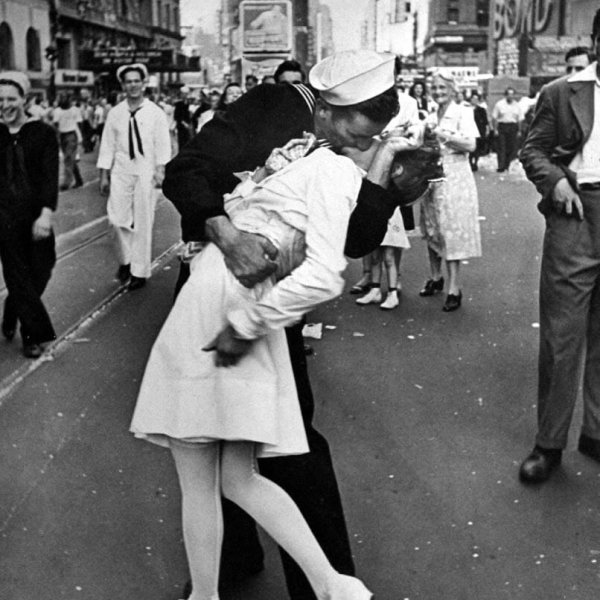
55;215;108;246
0;240;182;406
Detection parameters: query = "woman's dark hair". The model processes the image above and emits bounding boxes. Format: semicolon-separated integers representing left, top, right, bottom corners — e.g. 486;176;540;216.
216;82;242;110
58;95;71;110
330;86;399;124
274;59;305;83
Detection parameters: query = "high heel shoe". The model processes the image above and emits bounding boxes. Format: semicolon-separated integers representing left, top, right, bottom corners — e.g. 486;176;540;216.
327;574;373;600
442;290;462;312
419;277;444;296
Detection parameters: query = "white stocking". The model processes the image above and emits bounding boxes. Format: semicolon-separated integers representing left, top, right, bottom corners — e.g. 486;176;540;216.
220;441;338;599
170;440;222;600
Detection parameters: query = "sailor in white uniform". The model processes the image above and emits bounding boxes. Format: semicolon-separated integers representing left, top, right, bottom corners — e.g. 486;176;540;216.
97;63;171;290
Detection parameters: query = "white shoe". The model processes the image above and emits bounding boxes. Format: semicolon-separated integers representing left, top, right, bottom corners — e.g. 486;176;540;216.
326;574;373;600
355;287;382;305
380;290;399;310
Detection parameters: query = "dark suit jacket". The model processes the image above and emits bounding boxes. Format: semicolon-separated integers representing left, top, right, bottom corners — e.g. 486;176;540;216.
162;82;398;258
520;71;594;215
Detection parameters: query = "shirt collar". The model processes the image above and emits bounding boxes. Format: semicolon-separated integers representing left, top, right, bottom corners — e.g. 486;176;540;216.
567;61;598;83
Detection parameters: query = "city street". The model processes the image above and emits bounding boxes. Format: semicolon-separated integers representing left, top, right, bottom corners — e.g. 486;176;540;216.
0;154;599;600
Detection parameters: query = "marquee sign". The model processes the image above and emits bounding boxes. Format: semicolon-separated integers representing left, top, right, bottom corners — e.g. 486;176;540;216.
80;48;175;71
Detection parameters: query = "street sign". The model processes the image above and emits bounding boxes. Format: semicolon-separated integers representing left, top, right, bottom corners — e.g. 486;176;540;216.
80;48;175;71
54;69;95;87
240;1;293;54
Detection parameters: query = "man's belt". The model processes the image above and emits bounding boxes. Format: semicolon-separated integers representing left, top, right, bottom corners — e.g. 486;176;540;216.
579;182;600;191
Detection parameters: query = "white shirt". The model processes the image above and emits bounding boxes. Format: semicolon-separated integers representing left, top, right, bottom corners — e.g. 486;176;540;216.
386;91;420;130
97;98;172;175
567;62;600;183
53;106;82;133
492;98;523;124
436;101;480;154
226;148;363;339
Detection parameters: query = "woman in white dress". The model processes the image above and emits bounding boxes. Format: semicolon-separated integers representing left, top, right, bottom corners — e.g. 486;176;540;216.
130;136;374;600
418;72;482;311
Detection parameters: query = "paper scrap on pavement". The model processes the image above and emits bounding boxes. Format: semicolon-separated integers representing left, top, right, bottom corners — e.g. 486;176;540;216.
302;322;323;339
352;332;365;337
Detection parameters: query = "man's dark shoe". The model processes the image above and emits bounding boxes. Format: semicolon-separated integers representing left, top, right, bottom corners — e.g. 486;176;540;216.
128;276;146;291
23;343;44;359
116;264;131;283
2;321;16;341
519;446;562;484
578;434;600;463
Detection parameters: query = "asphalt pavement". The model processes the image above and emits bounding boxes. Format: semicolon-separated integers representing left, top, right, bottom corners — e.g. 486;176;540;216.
1;155;599;600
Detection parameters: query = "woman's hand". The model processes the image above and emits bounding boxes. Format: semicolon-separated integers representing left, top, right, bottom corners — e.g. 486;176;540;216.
203;325;253;367
32;208;53;240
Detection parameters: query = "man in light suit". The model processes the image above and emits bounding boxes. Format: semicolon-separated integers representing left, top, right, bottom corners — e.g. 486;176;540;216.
519;9;600;483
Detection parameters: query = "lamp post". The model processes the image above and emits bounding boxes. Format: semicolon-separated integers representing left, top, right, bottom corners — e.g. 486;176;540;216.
45;0;59;103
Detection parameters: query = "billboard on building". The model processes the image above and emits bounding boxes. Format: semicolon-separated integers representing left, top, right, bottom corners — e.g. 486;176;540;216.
240;1;292;54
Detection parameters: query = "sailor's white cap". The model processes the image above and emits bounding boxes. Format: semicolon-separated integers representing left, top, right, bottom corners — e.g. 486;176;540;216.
309;50;396;106
116;63;149;82
0;71;31;96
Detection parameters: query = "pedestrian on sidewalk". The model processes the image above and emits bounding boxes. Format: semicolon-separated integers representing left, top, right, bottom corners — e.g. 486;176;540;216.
162;50;412;600
491;87;524;173
53;95;84;190
97;63;171;291
418;71;481;312
0;71;58;358
468;91;489;172
354;207;410;310
518;13;600;484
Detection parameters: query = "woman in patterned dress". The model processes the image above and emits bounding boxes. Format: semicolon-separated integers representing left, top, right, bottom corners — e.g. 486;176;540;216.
419;72;482;311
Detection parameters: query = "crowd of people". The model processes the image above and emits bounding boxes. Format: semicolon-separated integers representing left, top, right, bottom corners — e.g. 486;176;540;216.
1;15;600;598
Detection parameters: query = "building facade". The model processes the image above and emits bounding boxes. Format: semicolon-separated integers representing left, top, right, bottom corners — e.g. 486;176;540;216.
0;0;184;97
219;0;333;83
0;0;51;93
422;0;489;70
492;0;595;84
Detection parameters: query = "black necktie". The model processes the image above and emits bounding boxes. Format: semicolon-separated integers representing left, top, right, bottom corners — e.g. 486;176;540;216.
128;108;144;160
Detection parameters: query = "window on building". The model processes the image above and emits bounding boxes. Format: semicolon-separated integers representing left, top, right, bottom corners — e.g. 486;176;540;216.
165;3;171;29
26;27;42;71
405;2;411;13
173;6;179;31
121;0;128;18
476;0;489;27
447;0;459;24
0;22;15;70
157;0;162;26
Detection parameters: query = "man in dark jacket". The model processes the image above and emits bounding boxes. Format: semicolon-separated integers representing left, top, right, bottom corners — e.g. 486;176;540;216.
163;50;415;599
519;10;600;484
0;71;58;359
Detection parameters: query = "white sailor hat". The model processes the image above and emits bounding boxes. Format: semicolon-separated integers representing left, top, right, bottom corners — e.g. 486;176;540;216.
0;71;31;96
116;63;149;82
309;50;396;106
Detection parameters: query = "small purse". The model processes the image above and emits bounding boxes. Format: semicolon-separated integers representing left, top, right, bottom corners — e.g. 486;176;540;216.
389;128;444;206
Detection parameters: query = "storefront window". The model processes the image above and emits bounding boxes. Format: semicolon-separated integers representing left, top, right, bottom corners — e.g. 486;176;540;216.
0;22;15;70
26;28;42;71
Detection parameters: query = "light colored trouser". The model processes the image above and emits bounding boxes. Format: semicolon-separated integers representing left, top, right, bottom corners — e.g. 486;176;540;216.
536;190;600;449
107;171;156;279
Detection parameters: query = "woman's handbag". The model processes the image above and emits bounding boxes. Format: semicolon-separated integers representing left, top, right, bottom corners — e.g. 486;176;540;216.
389;128;444;206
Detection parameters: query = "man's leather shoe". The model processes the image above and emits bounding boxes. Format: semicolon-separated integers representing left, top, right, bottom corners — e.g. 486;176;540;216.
128;276;146;291
519;446;562;484
116;264;131;283
23;343;44;359
578;434;600;463
2;321;16;341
